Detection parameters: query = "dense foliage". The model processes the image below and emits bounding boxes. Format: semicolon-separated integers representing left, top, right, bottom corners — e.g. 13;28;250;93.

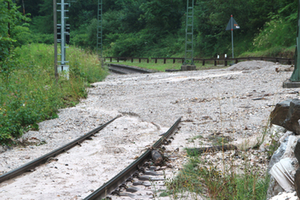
12;0;298;58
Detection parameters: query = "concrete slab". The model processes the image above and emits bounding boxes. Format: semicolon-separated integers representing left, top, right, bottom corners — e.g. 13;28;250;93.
283;80;300;88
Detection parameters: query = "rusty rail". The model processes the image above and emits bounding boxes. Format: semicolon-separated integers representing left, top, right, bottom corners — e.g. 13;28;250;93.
0;116;120;183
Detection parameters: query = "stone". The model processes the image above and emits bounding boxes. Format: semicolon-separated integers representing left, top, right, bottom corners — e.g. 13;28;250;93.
283;99;300;135
294;139;300;164
151;150;163;166
270;100;292;126
266;176;285;199
295;168;300;198
270;99;300;135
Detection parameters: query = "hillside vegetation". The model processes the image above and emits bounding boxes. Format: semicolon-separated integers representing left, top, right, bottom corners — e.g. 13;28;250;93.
0;42;106;144
12;0;298;58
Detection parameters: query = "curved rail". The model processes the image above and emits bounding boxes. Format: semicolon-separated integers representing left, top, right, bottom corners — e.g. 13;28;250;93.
0;116;120;183
84;117;181;200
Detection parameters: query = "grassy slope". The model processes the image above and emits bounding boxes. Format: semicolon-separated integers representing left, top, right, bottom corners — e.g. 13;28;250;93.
0;44;107;144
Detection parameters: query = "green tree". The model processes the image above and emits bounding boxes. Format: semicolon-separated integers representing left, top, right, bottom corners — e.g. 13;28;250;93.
0;0;30;82
140;0;184;34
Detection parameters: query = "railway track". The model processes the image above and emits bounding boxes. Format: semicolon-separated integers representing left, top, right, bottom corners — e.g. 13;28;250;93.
0;116;120;183
85;117;181;200
0;116;181;199
108;64;154;74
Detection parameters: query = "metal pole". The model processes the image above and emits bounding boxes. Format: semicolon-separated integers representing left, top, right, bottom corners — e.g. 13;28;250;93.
297;0;300;79
61;0;65;65
54;0;58;81
289;0;300;82
22;0;25;15
231;15;234;58
183;0;194;65
97;0;103;67
7;1;10;53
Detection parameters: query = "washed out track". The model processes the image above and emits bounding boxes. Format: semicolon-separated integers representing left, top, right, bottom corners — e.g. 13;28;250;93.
0;117;120;183
85;117;181;200
0;116;181;199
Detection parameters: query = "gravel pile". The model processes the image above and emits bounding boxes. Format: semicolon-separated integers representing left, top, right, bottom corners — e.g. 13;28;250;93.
0;60;298;199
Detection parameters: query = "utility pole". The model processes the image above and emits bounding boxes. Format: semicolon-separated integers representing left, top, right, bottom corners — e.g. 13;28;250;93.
55;0;70;80
283;0;300;88
22;0;25;15
7;1;10;53
184;0;194;65
97;0;103;67
182;0;196;71
53;0;58;81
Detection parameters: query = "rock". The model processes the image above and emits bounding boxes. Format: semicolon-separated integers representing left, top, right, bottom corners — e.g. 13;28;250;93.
284;99;300;135
295;168;300;198
0;145;5;153
294;139;300;163
266;176;285;199
270;100;292;126
151;150;163;166
269;158;294;192
267;134;300;199
270;99;300;135
268;136;289;172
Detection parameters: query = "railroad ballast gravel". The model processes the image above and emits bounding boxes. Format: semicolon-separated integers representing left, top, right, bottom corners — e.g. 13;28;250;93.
0;61;298;199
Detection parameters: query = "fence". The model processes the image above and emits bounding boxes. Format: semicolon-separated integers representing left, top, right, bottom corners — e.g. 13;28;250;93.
104;56;294;66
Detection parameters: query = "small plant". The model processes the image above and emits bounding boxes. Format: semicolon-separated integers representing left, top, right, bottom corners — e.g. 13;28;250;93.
166;149;270;200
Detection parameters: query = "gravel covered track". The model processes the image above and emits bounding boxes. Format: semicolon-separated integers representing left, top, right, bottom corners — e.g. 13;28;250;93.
85;117;181;200
0;117;119;183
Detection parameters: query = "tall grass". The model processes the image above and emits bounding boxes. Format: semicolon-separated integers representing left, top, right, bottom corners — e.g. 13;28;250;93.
0;44;107;144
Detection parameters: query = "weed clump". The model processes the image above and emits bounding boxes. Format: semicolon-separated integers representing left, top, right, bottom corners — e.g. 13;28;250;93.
166;150;270;200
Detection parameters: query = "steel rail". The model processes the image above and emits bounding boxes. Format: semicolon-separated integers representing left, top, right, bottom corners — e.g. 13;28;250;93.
108;67;127;74
84;117;181;200
0;116;120;183
108;63;154;74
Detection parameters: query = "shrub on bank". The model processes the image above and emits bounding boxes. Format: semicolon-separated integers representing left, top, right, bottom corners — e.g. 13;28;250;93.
0;43;107;144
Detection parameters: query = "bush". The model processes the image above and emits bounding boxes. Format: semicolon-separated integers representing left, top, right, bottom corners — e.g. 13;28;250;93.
0;43;107;144
253;17;296;51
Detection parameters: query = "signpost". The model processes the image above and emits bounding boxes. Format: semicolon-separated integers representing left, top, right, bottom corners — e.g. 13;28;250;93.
226;15;240;58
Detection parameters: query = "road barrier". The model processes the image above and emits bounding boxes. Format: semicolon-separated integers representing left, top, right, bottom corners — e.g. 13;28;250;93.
104;56;294;66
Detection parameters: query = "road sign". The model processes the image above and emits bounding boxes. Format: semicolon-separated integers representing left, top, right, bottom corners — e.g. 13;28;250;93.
226;15;240;58
226;16;240;30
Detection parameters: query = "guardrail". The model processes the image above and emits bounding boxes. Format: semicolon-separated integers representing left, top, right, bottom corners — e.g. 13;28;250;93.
104;56;294;66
